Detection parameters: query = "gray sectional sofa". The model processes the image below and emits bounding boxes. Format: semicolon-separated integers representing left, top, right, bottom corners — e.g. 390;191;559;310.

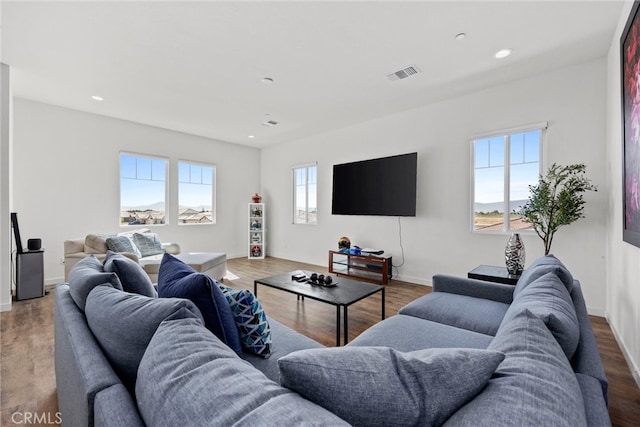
55;254;610;426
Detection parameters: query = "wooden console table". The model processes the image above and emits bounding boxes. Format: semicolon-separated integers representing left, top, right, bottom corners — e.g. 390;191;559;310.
328;250;392;285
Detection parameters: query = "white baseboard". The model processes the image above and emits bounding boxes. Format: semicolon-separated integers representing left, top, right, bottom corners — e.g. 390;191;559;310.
606;313;640;388
46;277;64;286
0;301;12;312
587;306;606;317
393;273;432;287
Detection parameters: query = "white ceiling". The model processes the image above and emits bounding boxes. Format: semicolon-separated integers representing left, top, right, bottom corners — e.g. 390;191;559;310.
1;1;624;148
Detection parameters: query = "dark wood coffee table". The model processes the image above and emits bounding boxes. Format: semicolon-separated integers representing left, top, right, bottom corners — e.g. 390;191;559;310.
254;272;385;346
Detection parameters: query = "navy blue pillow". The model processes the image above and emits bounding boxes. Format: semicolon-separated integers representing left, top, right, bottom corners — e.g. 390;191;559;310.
157;254;242;354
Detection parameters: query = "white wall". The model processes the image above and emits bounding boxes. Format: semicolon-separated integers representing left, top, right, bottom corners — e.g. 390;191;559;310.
605;1;640;385
262;58;608;315
9;98;260;289
0;64;12;311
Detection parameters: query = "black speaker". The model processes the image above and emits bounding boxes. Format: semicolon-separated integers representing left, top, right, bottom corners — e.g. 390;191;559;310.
27;238;41;251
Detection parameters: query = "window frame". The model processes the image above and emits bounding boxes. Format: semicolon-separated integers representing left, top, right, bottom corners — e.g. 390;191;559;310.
470;122;548;234
292;162;318;225
177;159;216;226
119;151;169;227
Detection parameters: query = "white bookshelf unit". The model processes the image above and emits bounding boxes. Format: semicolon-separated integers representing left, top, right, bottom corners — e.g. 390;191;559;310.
248;203;265;259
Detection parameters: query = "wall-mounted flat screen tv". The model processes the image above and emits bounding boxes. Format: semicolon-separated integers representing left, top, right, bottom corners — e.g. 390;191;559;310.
331;152;417;216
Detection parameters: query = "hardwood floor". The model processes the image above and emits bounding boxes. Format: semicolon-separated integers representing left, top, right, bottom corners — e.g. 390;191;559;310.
1;256;638;426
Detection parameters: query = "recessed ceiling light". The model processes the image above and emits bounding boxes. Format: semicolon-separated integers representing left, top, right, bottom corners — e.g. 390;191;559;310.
455;32;466;40
91;95;104;101
261;77;274;84
494;49;512;59
248;135;255;139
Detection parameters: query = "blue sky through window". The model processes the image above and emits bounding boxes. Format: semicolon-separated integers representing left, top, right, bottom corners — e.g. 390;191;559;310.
120;154;167;208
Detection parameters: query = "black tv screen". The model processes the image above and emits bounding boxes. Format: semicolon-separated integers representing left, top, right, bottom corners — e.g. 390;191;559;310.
331;152;417;216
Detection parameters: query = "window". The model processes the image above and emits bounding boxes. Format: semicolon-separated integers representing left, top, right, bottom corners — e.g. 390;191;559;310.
472;124;545;232
178;161;215;224
120;153;168;226
293;164;317;224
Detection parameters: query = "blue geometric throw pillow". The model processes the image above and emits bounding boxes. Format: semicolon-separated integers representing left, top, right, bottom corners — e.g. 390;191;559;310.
218;284;272;358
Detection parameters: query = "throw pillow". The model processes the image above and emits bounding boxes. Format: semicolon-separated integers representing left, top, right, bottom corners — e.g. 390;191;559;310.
157;254;242;355
501;272;579;359
136;316;349;427
68;255;123;311
85;285;204;392
443;309;587;426
132;232;164;257
106;236;141;258
84;234;112;254
103;251;156;297
278;346;505;427
218;284;272;358
514;254;574;297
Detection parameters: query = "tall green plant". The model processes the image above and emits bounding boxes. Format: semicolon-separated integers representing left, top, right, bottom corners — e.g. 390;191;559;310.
514;163;597;255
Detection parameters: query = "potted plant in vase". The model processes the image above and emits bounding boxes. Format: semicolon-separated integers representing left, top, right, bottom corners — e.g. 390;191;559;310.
513;163;597;255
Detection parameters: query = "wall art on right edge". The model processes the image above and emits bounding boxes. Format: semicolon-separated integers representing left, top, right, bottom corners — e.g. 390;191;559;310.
621;0;640;248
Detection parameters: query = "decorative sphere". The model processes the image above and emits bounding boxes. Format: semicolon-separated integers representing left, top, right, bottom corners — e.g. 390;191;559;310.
338;236;351;251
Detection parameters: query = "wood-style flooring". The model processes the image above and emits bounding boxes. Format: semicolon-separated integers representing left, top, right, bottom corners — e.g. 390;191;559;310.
1;256;639;426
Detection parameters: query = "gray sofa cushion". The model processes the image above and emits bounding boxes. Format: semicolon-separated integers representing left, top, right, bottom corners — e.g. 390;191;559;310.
502;272;579;359
94;384;145;427
136;316;349;427
576;373;612;427
68;255;123;311
399;292;509;336
514;254;574;297
278;346;504;427
240;317;324;383
443;309;587;427
85;285;204;391
103;251;155;297
347;314;493;351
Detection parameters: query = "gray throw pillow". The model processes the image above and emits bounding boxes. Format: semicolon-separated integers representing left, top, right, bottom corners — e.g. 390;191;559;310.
132;232;164;257
106;235;141;258
502;272;579;359
103;251;155;297
85;285;204;392
443;309;587;426
136;316;349;427
68;255;123;311
514;255;574;297
278;346;505;427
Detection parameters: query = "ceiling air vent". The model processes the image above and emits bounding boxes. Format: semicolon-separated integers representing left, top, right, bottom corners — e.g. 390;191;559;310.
262;120;279;127
386;65;420;82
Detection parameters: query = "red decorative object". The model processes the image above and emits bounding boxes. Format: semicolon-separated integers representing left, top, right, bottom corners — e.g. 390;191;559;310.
252;193;262;203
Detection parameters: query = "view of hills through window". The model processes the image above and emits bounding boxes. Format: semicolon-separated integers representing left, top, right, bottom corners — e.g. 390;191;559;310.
120;154;214;225
473;129;542;232
120;153;167;225
178;162;214;224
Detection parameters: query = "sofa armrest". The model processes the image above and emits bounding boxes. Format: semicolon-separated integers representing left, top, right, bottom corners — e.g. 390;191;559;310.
162;242;180;255
432;274;514;304
64;239;85;256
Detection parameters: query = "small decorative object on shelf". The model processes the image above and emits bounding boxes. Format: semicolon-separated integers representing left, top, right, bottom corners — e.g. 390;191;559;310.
505;233;525;275
252;193;262;203
251;245;262;257
248;202;265;259
338;236;351;253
